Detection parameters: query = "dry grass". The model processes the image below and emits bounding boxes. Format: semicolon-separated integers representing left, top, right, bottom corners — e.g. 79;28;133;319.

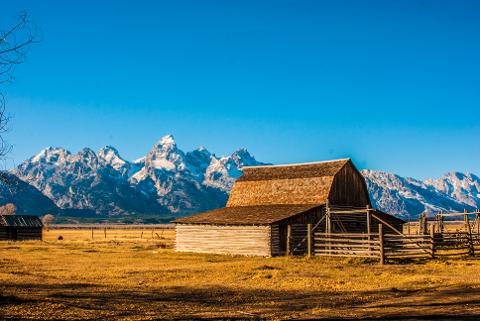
2;229;480;320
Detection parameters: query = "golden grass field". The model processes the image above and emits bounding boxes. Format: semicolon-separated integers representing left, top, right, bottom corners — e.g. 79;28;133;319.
2;228;480;320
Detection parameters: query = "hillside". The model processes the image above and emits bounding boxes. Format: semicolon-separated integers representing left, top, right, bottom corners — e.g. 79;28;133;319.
0;171;58;215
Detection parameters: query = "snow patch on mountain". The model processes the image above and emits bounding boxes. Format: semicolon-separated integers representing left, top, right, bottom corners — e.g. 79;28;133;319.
12;135;265;216
9;136;480;219
362;169;479;219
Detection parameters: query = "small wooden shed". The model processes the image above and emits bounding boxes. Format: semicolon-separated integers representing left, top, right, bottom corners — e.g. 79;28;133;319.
0;215;43;241
174;159;404;257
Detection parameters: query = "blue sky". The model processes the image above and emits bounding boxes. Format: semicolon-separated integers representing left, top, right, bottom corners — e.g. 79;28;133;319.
1;0;479;179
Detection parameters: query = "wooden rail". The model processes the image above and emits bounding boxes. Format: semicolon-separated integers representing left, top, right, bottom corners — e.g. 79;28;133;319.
312;228;480;263
383;234;433;258
314;232;381;259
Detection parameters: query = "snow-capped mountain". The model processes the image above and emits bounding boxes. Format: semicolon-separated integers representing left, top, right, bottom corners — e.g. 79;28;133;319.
5;137;480;219
12;135;265;216
425;172;480;209
363;170;480;219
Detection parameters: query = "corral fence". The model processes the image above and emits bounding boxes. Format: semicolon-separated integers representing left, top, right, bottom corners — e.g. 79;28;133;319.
312;229;435;263
290;204;480;264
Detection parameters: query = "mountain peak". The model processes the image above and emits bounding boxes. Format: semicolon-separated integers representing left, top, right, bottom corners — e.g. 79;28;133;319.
31;146;70;163
99;145;120;154
78;147;96;156
146;135;186;171
230;148;263;168
157;134;176;146
98;146;127;170
185;147;212;172
232;147;248;154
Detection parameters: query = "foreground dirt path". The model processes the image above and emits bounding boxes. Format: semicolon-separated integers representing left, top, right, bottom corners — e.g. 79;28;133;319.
2;231;480;320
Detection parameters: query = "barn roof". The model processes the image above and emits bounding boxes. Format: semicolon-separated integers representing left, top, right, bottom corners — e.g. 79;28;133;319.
0;215;43;227
239;159;350;181
226;158;352;207
173;204;320;225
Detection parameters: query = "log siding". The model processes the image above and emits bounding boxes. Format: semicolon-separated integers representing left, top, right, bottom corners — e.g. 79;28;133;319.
176;224;272;257
271;224;282;256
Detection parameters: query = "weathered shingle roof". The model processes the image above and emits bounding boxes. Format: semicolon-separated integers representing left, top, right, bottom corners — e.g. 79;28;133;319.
239;159;350;181
0;215;43;227
227;159;352;207
173;204;320;225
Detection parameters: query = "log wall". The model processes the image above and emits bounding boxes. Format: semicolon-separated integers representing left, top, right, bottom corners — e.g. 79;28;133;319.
0;227;8;240
175;224;272;257
271;224;282;256
0;227;42;241
271;208;324;256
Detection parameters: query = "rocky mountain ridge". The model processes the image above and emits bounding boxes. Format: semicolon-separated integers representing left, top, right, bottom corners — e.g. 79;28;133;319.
5;136;480;220
363;170;479;219
11;135;264;216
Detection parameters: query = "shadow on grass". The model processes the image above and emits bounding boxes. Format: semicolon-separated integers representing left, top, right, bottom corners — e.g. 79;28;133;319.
2;282;480;320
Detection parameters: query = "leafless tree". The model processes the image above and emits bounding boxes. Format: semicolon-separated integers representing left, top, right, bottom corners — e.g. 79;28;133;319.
42;213;55;230
0;11;42;162
0;202;16;215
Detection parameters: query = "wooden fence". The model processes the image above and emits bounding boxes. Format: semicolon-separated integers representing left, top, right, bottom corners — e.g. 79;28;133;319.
308;225;480;264
383;234;433;259
313;232;381;258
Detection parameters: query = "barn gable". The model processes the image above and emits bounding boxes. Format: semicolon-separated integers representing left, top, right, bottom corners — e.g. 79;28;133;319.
327;160;371;207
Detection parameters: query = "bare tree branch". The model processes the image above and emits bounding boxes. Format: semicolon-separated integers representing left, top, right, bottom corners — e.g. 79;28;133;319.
0;11;42;164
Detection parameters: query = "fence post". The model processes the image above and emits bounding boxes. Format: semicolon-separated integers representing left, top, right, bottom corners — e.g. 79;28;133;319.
419;213;428;235
465;209;475;256
379;224;385;265
286;224;292;256
477;209;480;235
430;224;436;259
307;223;312;258
465;209;470;233
439;212;445;233
366;205;371;254
325;199;331;234
418;214;423;234
326;200;332;254
91;227;94;240
104;227;107;239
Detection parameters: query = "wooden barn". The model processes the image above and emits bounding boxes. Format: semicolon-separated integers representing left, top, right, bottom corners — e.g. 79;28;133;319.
0;215;43;241
174;159;404;257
